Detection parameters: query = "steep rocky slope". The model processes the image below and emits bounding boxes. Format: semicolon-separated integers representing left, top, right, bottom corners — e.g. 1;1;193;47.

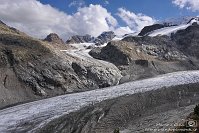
138;24;167;36
0;21;121;108
172;24;199;59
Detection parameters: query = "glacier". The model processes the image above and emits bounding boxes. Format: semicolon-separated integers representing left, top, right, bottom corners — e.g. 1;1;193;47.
0;71;199;132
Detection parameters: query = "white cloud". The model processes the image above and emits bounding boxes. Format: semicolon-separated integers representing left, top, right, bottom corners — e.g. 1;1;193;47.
172;0;199;11
68;0;85;8
0;0;117;40
114;26;134;36
70;4;117;37
104;1;109;5
117;8;156;32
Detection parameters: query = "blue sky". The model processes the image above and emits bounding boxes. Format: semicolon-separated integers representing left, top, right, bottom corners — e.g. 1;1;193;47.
39;0;198;21
0;0;199;39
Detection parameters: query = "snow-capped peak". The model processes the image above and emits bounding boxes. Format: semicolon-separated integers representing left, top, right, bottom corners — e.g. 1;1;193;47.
148;17;199;37
187;17;199;24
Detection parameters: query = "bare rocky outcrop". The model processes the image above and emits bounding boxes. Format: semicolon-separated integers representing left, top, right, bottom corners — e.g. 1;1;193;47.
138;24;166;36
44;33;64;44
44;33;74;50
172;24;199;59
94;31;115;46
66;34;94;44
89;41;133;66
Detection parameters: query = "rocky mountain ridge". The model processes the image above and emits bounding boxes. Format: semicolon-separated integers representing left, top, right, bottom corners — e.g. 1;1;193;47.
139;16;199;37
66;31;115;45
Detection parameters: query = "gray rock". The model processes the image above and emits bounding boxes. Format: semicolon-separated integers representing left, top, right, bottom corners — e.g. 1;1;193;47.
138;24;166;36
86;66;121;88
66;34;94;44
65;31;115;46
72;62;87;76
89;41;131;65
172;24;199;59
94;31;116;46
44;33;65;44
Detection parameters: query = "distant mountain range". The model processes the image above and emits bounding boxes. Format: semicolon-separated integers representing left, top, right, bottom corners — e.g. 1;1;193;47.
65;31;115;45
63;17;199;45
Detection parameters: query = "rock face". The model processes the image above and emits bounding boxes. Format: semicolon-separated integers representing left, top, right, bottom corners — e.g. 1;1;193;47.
138;24;166;36
44;33;64;44
122;36;187;61
89;41;133;65
172;24;199;59
89;36;188;65
66;34;94;44
94;31;115;45
66;31;115;45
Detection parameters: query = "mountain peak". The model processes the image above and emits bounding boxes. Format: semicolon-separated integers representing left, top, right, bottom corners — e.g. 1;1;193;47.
187;17;199;24
44;33;65;44
94;31;115;46
65;31;115;45
66;34;94;44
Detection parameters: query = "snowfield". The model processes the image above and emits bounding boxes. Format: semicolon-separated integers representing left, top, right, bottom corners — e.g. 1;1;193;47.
148;18;199;37
148;24;190;37
0;71;199;132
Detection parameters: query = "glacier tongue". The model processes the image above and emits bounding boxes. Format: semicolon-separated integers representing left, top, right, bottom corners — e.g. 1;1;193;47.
0;71;199;132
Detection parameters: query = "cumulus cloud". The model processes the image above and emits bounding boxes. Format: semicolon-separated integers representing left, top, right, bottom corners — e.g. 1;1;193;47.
70;4;117;37
117;8;156;32
0;0;117;40
114;26;134;36
172;0;199;11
